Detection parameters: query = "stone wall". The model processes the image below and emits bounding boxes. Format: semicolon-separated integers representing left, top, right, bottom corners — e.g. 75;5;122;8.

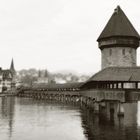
101;47;136;69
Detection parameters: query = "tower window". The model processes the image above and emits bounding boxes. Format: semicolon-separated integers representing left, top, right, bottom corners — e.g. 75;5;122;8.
129;48;132;53
109;49;112;56
122;49;125;55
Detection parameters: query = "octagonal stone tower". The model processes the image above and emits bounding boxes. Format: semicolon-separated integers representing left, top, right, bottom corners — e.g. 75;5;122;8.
97;6;140;69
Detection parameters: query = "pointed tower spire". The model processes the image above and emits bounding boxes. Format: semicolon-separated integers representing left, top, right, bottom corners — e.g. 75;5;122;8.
38;70;41;77
10;58;16;75
44;70;48;77
97;5;140;42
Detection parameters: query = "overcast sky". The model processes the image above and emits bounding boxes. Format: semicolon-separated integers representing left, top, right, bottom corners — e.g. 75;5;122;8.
0;0;140;74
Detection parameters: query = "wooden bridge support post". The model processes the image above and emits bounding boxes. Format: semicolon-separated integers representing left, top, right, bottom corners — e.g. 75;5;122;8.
109;102;115;121
94;102;99;114
117;102;124;117
99;102;106;115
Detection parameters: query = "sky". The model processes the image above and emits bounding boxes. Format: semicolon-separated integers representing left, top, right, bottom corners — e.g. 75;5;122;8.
0;0;140;75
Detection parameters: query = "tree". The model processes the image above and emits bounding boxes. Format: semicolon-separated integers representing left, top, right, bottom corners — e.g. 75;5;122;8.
20;74;37;86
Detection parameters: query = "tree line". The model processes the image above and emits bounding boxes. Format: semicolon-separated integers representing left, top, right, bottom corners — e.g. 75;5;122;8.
16;68;90;86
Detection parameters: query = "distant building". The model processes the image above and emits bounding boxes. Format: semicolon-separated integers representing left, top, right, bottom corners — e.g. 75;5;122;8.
36;70;49;84
0;59;16;93
83;6;140;89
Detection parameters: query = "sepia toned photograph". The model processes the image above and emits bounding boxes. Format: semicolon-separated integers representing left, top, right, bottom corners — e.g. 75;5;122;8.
0;0;140;140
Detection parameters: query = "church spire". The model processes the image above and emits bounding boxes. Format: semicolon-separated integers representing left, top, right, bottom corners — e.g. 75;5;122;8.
10;58;16;74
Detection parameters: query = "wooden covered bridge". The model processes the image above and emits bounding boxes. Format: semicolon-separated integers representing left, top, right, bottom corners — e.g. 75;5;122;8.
17;67;140;106
82;67;140;90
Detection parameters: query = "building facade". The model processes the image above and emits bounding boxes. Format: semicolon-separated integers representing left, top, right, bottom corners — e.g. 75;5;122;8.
0;59;16;93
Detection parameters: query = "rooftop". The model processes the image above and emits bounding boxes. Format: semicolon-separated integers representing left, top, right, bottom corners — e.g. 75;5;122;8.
2;69;12;80
97;6;140;41
32;82;84;90
87;67;140;82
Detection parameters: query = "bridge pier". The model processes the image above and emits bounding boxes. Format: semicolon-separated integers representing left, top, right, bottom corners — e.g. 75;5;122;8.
17;89;126;119
99;102;106;115
117;102;124;116
94;102;99;114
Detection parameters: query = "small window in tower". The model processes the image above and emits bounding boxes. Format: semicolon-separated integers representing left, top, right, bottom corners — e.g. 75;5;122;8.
129;48;132;53
122;49;125;55
109;49;112;56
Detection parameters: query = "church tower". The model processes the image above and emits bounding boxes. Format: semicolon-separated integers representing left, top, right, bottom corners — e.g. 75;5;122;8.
10;58;16;76
97;6;140;69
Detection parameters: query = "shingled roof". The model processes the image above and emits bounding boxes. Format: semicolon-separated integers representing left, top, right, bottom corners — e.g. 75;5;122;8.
32;82;84;90
97;6;140;41
87;67;140;82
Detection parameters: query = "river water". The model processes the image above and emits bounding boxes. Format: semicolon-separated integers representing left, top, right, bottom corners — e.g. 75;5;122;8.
0;97;140;140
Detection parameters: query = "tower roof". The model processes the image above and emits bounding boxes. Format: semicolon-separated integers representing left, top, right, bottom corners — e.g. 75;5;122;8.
97;6;140;41
10;58;16;74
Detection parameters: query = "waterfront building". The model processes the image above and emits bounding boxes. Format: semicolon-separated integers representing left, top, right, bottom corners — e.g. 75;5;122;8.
0;59;16;92
83;6;140;89
2;69;13;91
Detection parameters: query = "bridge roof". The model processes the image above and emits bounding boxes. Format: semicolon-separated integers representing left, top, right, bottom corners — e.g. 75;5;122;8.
86;67;140;82
32;82;84;90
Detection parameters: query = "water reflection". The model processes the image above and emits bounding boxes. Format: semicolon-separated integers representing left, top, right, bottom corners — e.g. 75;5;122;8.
0;97;140;140
0;97;86;140
0;97;15;140
81;102;139;140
